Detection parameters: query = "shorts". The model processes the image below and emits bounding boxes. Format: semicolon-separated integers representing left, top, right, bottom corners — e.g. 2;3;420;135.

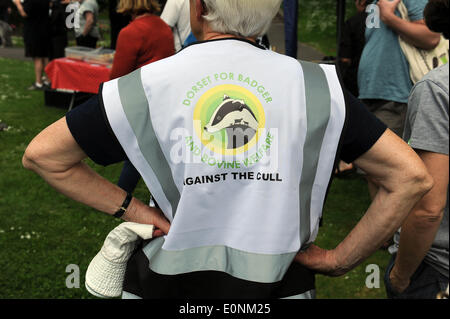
384;254;449;299
362;99;407;137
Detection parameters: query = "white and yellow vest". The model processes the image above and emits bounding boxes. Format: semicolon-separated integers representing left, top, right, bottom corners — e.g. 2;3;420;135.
102;39;346;284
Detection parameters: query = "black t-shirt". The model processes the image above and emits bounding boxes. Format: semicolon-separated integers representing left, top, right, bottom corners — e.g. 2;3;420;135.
66;89;386;167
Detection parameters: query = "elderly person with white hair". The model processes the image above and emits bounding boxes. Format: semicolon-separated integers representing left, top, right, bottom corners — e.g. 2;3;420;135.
23;0;432;299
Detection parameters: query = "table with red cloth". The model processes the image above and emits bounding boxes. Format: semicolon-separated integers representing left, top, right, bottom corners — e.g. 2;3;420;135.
45;58;111;94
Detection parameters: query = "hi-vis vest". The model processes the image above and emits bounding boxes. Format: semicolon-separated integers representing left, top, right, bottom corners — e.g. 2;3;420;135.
102;39;346;285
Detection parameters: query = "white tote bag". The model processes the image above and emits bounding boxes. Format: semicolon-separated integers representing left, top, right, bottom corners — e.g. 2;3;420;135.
397;1;449;84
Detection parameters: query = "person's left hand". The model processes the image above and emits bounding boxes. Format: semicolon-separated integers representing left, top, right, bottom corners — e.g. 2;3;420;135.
378;0;401;23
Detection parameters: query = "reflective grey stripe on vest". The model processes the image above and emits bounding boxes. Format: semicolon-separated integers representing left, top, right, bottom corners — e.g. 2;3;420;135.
142;237;297;283
117;69;180;217
298;61;331;247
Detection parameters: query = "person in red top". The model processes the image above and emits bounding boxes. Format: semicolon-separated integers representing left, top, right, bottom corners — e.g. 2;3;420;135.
112;0;175;193
110;0;175;80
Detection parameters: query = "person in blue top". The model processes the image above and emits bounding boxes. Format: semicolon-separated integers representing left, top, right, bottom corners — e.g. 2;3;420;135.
357;0;440;199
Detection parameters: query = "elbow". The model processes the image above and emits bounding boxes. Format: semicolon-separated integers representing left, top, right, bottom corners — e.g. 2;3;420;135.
22;141;45;173
410;169;434;199
22;144;38;171
423;35;441;50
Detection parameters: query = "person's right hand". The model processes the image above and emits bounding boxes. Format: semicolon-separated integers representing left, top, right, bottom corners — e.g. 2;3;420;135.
294;244;343;276
378;0;401;24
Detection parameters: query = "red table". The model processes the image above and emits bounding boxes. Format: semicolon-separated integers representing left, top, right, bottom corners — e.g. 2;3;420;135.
45;58;111;94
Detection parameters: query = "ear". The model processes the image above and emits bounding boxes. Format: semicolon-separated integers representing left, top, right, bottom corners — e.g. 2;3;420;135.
223;95;230;100
195;0;206;20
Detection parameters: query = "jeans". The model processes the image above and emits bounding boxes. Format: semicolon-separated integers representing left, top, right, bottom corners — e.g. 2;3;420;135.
283;0;298;58
118;160;141;194
385;254;449;299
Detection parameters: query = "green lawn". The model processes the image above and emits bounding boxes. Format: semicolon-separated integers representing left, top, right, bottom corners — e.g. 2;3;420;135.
298;0;358;56
0;57;390;299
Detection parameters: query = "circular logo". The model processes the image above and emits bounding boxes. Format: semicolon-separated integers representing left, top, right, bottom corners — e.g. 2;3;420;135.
193;84;266;155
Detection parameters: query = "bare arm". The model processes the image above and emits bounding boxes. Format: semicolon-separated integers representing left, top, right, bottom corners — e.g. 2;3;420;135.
378;0;440;50
82;11;94;36
389;150;448;292
13;0;27;17
295;130;433;276
22;117;170;236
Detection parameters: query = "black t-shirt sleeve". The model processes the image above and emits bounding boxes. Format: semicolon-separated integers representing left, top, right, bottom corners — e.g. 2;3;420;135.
339;91;387;163
65;92;127;166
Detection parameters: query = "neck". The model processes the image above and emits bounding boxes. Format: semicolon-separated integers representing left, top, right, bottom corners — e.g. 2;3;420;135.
133;13;151;20
202;31;256;43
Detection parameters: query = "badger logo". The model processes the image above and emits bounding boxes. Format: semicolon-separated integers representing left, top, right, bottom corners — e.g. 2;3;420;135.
204;95;259;149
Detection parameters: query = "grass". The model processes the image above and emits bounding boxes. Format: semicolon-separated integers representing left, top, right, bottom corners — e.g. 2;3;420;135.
0;55;390;299
0;57;147;298
298;0;358;56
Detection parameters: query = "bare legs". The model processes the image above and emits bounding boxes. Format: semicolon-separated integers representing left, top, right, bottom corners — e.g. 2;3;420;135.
33;57;49;85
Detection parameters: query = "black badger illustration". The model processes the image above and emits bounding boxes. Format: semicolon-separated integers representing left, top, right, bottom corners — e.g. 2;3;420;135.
204;95;259;149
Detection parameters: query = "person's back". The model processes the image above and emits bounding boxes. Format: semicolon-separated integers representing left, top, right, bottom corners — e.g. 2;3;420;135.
75;0;100;40
103;38;346;298
109;15;174;79
161;0;191;51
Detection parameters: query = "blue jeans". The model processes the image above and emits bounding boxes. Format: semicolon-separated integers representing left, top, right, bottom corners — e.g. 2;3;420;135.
283;0;298;58
385;254;448;299
118;160;141;194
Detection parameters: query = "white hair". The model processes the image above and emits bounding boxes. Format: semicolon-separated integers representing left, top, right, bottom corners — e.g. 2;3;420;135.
202;0;283;38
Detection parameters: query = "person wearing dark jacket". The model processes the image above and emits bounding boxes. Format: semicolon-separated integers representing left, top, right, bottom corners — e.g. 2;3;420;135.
0;0;12;22
339;0;368;98
109;0;131;49
335;0;368;176
49;0;68;60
